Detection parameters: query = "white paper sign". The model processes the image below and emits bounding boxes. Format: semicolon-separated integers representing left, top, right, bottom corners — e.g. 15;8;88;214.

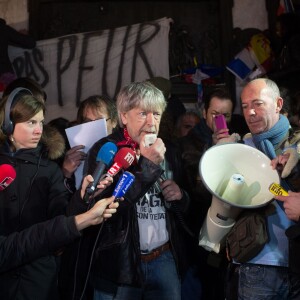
65;119;108;188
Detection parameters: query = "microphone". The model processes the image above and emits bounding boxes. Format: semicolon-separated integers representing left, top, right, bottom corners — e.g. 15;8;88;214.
106;147;136;177
0;164;16;191
86;142;117;196
112;171;135;199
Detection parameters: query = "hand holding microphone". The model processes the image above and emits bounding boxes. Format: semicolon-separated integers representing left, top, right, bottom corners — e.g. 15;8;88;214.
81;175;113;200
76;195;119;230
140;134;179;200
90;147;135;199
84;144;136;203
85;149;136;202
140;134;166;165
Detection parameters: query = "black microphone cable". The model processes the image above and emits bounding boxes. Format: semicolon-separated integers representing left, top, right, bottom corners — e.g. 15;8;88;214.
78;220;105;300
72;192;108;300
72;194;97;300
158;173;195;238
71;199;93;300
170;199;195;238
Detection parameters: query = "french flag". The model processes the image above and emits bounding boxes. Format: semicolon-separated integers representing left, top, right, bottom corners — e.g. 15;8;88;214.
277;0;294;15
226;48;256;82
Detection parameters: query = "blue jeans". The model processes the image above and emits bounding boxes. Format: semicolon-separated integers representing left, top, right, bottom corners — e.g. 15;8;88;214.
238;264;300;300
93;250;181;300
181;265;202;300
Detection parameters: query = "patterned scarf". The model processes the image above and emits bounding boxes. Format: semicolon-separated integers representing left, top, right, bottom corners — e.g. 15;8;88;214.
116;127;139;151
252;114;290;159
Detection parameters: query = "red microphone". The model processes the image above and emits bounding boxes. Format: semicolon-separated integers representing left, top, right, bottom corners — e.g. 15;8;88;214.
0;164;16;191
106;147;136;177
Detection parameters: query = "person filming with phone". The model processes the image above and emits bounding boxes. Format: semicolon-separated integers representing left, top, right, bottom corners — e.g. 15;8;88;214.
69;81;190;300
212;109;241;145
178;86;247;300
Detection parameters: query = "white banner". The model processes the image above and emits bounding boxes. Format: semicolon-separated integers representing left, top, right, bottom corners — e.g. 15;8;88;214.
9;17;171;122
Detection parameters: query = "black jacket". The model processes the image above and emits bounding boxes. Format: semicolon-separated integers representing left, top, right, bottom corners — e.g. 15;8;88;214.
0;134;70;299
66;127;190;297
0;215;81;272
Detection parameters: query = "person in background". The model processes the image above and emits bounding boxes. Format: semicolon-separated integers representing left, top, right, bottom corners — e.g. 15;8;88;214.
76;94;118;133
67;81;190;300
51;95;118;194
179;86;239;235
175;109;201;138
178;85;241;300
288;91;300;129
226;78;300;299
268;12;300;96
0;88;68;299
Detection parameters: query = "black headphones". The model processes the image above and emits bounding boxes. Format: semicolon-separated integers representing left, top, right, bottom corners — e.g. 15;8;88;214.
2;87;33;136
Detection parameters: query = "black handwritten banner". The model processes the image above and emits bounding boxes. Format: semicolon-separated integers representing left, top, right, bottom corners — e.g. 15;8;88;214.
9;17;171;122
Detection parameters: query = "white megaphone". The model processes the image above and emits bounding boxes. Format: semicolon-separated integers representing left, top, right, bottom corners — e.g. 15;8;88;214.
198;143;279;253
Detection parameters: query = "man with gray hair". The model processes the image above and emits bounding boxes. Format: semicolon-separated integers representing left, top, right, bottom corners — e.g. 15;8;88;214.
72;81;190;300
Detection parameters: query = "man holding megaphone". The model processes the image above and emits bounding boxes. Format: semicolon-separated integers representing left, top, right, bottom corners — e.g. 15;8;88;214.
179;86;243;300
225;78;300;300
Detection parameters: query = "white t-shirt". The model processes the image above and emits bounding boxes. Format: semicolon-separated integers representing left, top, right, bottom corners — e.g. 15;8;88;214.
136;184;169;252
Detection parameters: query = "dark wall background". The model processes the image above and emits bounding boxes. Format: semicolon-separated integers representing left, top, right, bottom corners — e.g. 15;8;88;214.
27;0;281;103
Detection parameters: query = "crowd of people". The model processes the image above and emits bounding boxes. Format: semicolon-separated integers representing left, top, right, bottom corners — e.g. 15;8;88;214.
1;12;300;300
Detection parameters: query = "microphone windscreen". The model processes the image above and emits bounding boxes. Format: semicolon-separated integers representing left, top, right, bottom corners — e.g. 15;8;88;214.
97;142;117;166
85;142;117;196
0;164;16;191
114;147;135;169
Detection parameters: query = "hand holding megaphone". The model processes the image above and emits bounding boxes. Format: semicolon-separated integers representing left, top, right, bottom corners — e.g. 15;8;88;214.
270;151;298;179
198;143;280;253
275;191;300;222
